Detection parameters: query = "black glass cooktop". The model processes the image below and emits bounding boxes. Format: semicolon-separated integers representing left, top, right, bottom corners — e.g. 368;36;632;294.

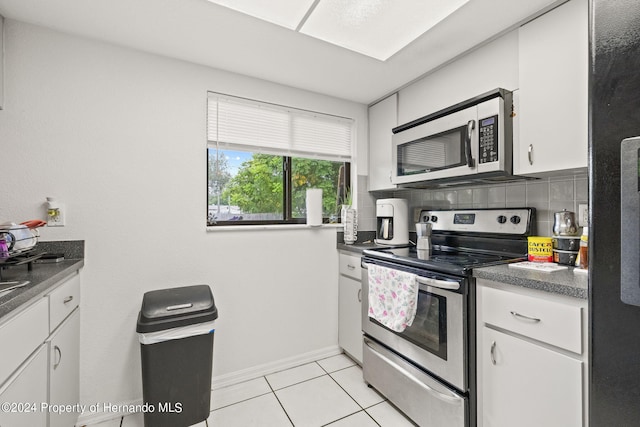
363;245;525;276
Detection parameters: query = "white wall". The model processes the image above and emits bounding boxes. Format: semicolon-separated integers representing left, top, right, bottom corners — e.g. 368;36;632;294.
0;20;367;413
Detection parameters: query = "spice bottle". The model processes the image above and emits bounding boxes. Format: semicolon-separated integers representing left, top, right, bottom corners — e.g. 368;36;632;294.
578;227;588;269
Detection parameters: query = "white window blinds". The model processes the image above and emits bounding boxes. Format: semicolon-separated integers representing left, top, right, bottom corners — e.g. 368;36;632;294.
207;93;353;161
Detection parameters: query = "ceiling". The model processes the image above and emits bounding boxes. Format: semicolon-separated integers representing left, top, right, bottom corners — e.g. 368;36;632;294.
0;0;564;104
205;0;473;61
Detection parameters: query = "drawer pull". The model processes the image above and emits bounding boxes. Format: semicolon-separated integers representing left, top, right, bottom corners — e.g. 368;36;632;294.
490;341;497;365
357;289;362;303
53;345;62;369
510;311;541;323
347;264;356;270
63;296;74;304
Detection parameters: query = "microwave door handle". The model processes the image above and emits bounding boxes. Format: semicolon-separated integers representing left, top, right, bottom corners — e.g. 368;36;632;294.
465;120;476;168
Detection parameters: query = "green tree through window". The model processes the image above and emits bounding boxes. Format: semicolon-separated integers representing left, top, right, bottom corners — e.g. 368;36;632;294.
207;149;349;225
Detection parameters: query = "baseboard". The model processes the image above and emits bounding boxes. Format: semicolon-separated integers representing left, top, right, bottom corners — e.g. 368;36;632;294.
76;345;342;426
211;345;342;390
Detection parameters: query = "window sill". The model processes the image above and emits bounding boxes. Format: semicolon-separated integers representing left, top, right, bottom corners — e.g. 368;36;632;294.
206;223;344;232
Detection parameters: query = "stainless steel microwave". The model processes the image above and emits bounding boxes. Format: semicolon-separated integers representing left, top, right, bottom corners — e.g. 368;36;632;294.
392;88;513;186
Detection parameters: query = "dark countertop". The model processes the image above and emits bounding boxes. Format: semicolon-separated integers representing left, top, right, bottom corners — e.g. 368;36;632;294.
337;241;384;254
473;263;588;299
0;259;84;324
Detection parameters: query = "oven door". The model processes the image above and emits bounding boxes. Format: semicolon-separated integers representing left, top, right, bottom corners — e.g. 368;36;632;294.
392;105;479;184
362;259;466;391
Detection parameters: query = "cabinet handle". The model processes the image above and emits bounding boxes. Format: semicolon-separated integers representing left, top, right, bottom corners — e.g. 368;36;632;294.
53;345;62;369
63;296;74;304
357;289;362;303
490;341;497;365
528;144;534;165
347;264;356;270
510;310;541;323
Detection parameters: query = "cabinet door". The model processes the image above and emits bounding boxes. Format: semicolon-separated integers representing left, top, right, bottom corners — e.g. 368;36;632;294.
482;327;582;427
48;309;80;427
368;93;397;191
0;298;48;387
516;0;587;175
338;275;363;363
0;344;48;427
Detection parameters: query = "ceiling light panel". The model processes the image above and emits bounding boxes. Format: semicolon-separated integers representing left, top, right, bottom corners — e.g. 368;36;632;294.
206;0;317;29
300;0;471;60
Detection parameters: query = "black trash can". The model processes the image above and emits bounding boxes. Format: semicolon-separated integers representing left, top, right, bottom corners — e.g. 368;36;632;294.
136;284;218;427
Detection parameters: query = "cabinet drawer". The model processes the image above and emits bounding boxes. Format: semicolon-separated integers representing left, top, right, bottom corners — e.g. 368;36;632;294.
49;274;80;333
339;253;362;280
481;286;582;354
0;298;49;386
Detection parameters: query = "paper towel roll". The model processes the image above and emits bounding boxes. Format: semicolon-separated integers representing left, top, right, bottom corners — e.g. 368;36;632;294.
306;188;323;226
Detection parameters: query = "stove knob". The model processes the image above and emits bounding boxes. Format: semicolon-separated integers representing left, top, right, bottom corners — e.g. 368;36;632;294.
431;215;438;223
510;215;521;224
497;215;507;224
422;215;430;222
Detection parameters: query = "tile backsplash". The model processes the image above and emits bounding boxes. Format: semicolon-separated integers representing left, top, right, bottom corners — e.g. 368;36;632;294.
356;174;588;237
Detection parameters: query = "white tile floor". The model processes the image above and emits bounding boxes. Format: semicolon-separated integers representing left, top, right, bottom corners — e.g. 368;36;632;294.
87;353;416;427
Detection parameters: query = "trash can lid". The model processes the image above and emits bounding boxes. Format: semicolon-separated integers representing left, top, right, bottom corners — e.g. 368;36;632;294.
136;284;218;333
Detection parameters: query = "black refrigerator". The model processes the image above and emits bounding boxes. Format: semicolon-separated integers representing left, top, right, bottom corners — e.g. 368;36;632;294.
590;0;640;425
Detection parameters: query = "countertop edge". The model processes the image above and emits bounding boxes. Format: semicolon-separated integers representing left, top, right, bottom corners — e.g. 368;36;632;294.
473;264;588;299
0;259;84;324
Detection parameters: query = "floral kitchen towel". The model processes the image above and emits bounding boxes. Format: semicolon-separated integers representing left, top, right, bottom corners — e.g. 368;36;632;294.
367;264;419;332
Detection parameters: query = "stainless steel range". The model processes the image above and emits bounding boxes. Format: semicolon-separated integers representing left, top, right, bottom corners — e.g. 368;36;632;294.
361;208;535;427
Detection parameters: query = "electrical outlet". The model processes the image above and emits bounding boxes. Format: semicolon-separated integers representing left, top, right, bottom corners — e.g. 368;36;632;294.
578;203;588;227
47;203;66;227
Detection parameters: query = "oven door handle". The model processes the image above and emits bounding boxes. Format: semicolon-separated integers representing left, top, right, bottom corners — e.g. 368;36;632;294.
364;338;462;404
417;276;460;291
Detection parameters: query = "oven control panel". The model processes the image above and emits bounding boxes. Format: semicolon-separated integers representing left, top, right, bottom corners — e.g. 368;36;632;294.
418;208;534;235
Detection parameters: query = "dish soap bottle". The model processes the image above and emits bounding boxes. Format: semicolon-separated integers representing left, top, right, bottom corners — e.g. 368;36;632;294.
578;226;588;269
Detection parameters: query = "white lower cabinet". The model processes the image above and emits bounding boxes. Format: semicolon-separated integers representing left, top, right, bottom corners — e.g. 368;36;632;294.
0;344;49;427
338;252;363;363
339;275;362;363
0;270;81;427
481;327;582;427
48;309;80;427
477;279;587;427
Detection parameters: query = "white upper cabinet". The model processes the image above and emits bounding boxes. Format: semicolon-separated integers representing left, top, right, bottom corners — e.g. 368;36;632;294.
515;0;588;176
368;93;398;191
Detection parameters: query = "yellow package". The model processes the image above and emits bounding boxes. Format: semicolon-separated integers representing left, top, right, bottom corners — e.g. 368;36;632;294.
527;236;553;262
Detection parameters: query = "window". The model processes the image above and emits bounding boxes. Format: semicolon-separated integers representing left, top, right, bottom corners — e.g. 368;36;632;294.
207;93;353;226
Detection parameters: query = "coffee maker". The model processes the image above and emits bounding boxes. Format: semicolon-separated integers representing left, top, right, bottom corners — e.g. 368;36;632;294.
374;198;409;246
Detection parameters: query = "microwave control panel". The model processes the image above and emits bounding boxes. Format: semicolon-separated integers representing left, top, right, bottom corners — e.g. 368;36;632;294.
479;115;499;164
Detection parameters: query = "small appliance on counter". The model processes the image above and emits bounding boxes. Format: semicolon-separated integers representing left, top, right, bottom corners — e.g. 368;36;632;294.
552;209;580;265
415;222;432;256
374;198;409;246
